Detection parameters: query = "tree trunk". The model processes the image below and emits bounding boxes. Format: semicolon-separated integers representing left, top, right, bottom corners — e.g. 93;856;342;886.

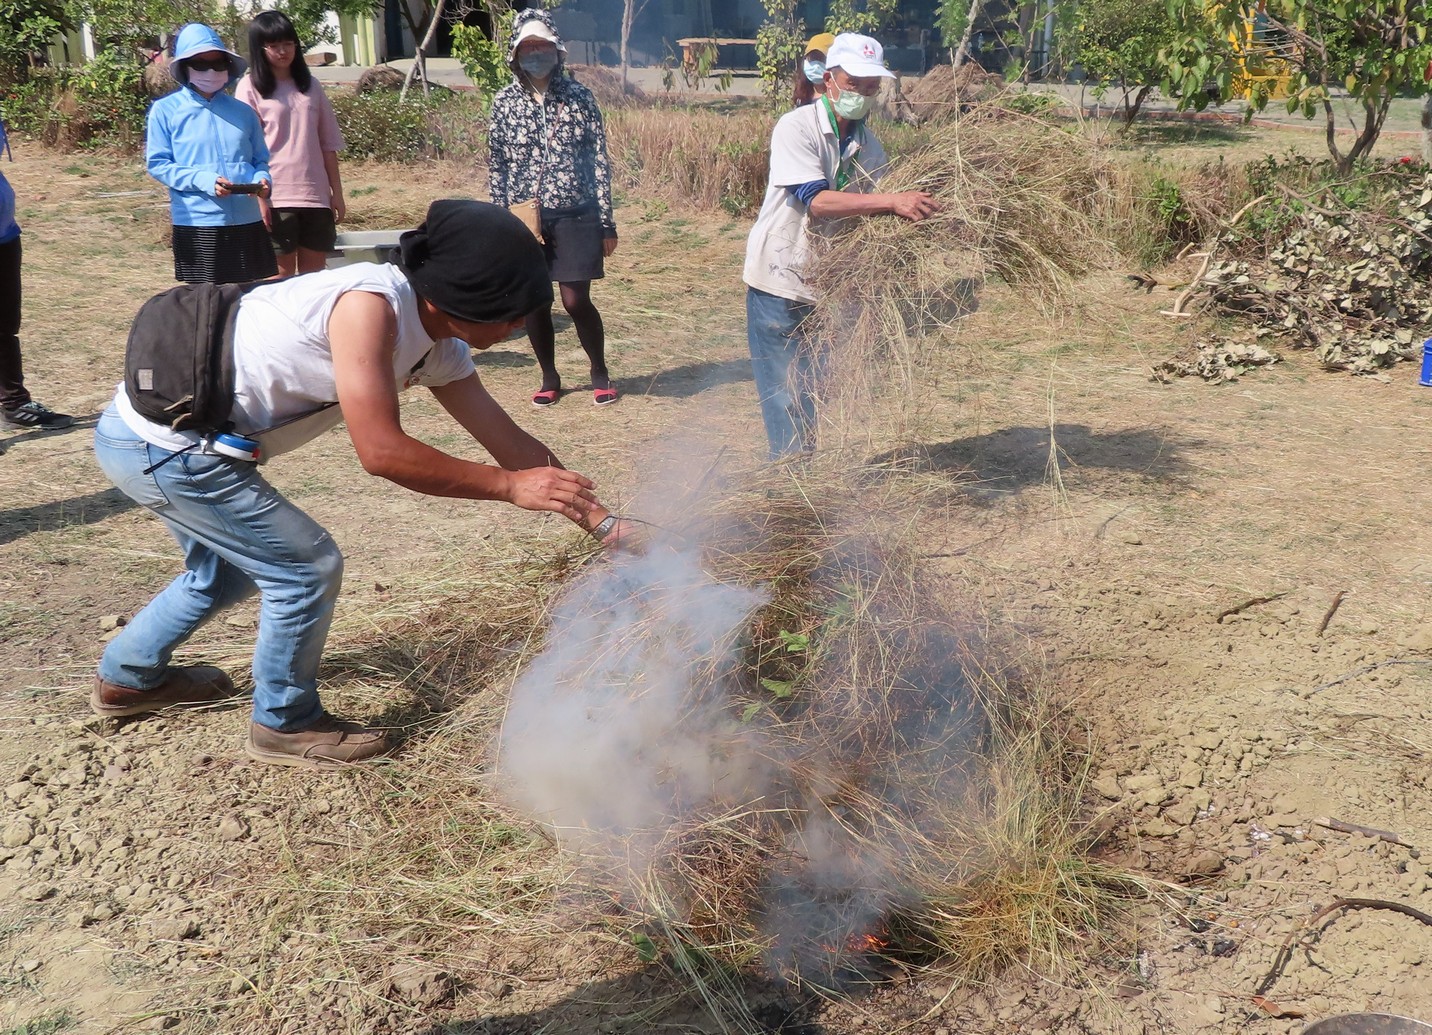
400;0;446;101
1422;93;1432;165
952;0;984;68
1341;92;1392;173
1120;84;1153;130
620;0;633;92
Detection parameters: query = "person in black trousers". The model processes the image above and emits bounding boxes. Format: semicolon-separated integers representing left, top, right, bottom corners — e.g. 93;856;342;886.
1;123;73;430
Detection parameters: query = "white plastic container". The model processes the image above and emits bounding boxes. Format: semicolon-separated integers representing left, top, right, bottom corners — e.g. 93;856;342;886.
327;230;408;268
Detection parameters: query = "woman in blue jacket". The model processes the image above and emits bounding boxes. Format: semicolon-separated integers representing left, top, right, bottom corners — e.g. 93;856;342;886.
146;23;277;284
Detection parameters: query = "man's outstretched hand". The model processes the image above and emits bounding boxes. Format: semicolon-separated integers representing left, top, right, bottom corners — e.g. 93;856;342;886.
505;466;598;523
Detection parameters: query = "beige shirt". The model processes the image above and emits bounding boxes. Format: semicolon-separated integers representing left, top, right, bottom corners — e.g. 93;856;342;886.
742;101;888;304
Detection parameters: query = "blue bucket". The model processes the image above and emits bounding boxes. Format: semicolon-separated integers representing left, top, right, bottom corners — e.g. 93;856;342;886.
1422;339;1432;386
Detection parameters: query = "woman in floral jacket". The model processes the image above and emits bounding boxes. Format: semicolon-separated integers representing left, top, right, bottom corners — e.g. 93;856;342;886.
488;8;619;407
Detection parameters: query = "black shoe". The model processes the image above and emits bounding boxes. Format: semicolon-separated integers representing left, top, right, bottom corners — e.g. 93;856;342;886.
2;401;74;430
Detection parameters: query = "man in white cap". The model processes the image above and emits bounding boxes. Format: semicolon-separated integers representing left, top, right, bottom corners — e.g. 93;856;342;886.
743;32;939;460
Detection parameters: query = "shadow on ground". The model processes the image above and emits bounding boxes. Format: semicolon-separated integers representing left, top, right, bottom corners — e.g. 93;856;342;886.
1122;118;1254;148
0;486;136;547
871;422;1195;506
415;969;827;1035
638;357;752;398
0;411;101;458
473;347;538;370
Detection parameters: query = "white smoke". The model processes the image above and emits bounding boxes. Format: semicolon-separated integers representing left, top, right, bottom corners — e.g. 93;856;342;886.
494;476;986;985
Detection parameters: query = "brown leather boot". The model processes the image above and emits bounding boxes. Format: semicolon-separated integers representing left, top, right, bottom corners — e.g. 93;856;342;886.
91;666;237;718
245;714;393;769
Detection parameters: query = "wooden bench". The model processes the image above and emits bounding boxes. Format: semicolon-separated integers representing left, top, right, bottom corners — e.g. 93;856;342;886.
676;37;757;73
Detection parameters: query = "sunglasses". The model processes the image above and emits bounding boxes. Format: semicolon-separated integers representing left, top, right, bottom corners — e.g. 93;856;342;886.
186;57;230;72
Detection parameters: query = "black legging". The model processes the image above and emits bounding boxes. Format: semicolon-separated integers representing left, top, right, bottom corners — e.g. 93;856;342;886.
0;236;30;410
525;280;609;392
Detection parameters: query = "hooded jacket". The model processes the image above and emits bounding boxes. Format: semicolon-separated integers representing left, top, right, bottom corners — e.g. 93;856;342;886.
145;23;270;227
487;9;616;237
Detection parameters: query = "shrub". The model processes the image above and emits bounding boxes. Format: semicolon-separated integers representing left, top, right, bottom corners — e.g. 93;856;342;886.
2;50;148;150
330;88;487;162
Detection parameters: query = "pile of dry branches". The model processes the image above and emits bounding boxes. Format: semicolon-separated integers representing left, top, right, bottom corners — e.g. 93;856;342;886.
1158;169;1432;379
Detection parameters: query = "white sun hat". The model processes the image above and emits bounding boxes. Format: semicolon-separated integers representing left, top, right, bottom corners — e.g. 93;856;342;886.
824;33;895;79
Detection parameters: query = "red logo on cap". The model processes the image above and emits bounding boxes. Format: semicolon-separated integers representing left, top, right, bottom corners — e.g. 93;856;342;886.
862;43;875;57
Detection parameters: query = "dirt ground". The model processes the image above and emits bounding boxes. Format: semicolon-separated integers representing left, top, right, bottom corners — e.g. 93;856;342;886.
4;129;1432;1035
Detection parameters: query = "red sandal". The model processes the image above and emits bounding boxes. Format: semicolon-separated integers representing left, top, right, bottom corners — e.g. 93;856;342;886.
531;388;560;407
593;385;619;407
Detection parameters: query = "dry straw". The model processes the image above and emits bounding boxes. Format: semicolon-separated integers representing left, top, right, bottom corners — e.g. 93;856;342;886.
805;108;1123;454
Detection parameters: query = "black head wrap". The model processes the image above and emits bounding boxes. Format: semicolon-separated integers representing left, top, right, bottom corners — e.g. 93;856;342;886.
395;200;553;324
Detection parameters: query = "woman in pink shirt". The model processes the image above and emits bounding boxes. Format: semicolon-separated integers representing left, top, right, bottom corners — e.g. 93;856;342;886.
236;11;346;275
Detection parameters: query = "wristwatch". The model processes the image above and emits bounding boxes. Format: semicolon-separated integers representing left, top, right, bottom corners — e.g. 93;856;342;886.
590;514;619;541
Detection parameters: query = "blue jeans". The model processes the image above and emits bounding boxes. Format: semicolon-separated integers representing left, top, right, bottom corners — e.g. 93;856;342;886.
746;286;818;460
93;408;341;730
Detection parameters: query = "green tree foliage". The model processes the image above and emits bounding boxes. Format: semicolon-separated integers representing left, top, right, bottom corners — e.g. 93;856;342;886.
756;0;897;110
755;0;804;109
824;0;898;35
1074;0;1177;126
451;23;507;108
0;0;70;86
1161;0;1432;173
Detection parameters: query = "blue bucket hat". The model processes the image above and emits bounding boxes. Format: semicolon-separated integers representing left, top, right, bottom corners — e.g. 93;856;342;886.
168;23;247;85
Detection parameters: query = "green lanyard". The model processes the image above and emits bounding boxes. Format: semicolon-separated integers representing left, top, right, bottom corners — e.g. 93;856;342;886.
821;96;859;191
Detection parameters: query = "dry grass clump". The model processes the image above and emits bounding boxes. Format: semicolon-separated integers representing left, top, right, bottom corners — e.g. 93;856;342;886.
604;107;773;215
568;63;650;110
804;109;1117;451
901;64;1010;124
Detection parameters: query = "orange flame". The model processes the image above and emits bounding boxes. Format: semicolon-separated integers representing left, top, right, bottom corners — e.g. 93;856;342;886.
849;932;890;953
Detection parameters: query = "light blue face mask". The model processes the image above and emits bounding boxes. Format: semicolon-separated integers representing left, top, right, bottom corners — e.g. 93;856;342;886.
803;58;825;84
829;86;875;121
519;50;559;78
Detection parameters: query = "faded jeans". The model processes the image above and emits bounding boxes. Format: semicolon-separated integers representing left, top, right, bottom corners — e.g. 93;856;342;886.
93;407;341;730
746;286;818;460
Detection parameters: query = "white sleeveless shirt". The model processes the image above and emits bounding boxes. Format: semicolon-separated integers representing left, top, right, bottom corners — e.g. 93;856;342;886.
114;262;477;459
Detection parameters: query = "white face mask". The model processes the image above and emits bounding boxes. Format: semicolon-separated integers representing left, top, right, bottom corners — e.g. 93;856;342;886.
519;50;559;78
188;68;229;95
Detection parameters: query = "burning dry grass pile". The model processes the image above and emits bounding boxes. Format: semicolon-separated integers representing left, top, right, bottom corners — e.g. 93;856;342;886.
212;477;1145;1029
491;460;1148;1007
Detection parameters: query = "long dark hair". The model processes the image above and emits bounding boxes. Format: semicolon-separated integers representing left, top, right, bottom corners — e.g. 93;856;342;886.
247;10;312;97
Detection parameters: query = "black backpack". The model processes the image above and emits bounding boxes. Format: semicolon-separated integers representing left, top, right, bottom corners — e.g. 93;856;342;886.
124;282;254;433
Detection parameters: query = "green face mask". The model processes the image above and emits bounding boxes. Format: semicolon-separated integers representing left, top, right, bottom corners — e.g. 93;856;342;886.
829;85;874;121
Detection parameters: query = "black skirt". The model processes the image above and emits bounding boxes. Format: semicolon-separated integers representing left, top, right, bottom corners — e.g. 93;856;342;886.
540;201;605;283
172;221;279;284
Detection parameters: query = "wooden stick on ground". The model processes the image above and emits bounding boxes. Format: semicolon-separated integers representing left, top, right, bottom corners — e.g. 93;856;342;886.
1317;589;1347;637
1216;591;1288;624
1252;897;1432;1001
1313;816;1413;849
1161;194;1270;318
